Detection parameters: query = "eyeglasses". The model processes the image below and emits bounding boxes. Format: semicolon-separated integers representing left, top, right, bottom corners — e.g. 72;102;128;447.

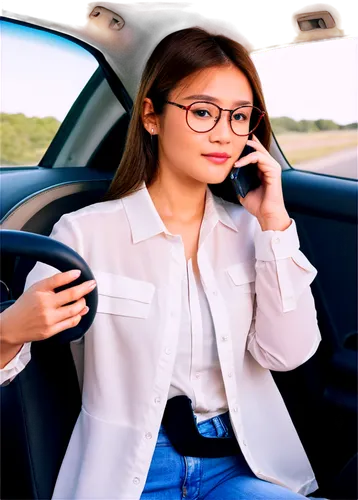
165;100;265;136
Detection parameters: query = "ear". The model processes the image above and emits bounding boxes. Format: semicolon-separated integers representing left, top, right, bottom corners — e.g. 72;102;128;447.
142;98;160;135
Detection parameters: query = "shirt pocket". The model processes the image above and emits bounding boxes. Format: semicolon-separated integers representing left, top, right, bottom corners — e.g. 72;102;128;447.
94;270;155;319
226;260;256;294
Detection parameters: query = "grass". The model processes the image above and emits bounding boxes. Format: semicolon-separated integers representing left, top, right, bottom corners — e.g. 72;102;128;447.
274;130;357;165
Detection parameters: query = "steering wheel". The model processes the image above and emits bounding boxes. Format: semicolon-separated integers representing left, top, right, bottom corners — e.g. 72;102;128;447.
0;230;98;344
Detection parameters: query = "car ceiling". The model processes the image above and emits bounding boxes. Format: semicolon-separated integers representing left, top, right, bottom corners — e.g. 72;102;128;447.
3;0;346;59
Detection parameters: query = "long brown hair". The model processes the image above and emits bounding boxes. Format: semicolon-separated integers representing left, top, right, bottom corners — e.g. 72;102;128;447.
104;27;271;203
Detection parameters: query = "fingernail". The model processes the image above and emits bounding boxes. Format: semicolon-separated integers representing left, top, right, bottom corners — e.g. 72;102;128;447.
84;306;89;313
71;270;81;278
88;281;97;288
234;161;241;167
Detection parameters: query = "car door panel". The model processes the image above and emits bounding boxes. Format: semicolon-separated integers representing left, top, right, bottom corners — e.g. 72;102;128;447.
271;168;358;497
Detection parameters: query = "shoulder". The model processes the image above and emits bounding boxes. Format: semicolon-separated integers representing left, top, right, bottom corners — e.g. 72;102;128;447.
55;199;125;231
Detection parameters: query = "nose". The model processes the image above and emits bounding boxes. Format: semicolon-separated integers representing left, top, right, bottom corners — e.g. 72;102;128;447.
209;110;232;143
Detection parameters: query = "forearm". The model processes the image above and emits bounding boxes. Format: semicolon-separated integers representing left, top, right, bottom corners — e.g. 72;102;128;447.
247;259;321;371
246;217;321;371
0;309;24;369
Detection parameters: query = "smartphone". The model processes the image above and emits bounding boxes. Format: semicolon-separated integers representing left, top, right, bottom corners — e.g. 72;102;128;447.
229;140;261;198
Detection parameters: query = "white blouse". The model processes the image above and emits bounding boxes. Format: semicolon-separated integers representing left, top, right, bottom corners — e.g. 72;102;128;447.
169;258;228;422
0;184;321;499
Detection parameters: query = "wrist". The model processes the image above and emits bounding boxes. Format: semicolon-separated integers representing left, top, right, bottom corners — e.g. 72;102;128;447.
0;307;22;347
258;213;291;231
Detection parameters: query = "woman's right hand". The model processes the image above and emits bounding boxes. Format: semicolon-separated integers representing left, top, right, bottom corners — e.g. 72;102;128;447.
0;269;97;349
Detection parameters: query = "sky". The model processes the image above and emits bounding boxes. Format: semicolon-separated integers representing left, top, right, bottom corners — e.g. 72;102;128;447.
1;21;98;122
251;37;358;125
1;20;357;125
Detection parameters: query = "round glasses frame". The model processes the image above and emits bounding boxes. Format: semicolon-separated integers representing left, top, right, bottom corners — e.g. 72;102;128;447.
165;100;265;136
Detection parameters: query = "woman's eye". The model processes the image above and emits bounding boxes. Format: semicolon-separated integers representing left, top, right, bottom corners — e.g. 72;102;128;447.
193;109;211;118
232;112;247;121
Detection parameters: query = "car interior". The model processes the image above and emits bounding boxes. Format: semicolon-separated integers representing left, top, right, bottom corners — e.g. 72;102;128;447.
0;1;357;499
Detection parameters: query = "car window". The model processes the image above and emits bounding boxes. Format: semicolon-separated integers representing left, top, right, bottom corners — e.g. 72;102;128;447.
252;38;357;179
0;20;99;167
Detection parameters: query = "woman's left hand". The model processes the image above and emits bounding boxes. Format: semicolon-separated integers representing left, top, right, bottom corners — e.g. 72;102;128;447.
234;134;291;231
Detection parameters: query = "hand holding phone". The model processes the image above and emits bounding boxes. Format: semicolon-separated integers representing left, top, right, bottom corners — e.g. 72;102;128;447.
229;143;261;198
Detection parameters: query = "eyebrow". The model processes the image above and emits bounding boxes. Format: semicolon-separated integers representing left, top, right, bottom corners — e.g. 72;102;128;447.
183;94;253;106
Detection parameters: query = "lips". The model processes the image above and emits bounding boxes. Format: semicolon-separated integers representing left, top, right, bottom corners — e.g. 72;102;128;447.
202;152;231;165
203;152;231;158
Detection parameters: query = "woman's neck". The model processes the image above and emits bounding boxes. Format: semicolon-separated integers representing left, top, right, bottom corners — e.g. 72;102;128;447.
147;170;206;224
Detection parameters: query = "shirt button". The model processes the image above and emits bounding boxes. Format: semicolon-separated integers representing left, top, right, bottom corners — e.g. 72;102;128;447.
154;397;161;404
233;406;238;412
165;347;171;355
133;477;140;485
273;237;280;244
145;432;152;439
243;439;247;446
212;290;218;296
228;372;233;378
195;372;201;379
221;335;228;342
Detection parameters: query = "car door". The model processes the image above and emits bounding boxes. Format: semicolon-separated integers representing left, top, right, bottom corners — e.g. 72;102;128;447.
252;37;357;499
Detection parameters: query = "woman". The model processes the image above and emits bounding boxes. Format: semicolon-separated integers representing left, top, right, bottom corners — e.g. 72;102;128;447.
0;28;324;499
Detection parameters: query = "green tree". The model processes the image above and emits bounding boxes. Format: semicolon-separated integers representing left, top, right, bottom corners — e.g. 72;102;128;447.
314;119;340;131
270;116;356;133
296;120;319;133
0;113;61;166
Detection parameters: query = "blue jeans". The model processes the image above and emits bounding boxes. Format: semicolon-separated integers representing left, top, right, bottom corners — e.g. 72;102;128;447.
141;411;326;499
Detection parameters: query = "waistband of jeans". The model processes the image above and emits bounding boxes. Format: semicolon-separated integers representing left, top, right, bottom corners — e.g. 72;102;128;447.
196;411;232;437
158;410;231;438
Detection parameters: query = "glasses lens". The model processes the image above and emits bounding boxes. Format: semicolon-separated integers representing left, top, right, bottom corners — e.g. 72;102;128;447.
231;106;262;136
187;102;220;132
186;103;263;135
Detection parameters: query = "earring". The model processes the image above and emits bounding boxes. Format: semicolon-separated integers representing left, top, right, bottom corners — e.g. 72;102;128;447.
150;128;155;148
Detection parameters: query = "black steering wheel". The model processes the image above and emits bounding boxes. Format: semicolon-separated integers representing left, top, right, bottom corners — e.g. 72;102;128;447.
0;230;98;344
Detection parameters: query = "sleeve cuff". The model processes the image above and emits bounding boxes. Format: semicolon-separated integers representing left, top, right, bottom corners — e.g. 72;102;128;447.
254;218;300;261
0;342;31;385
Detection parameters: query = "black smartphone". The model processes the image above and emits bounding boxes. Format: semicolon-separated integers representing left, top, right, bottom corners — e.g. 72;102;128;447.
229;140;261;198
